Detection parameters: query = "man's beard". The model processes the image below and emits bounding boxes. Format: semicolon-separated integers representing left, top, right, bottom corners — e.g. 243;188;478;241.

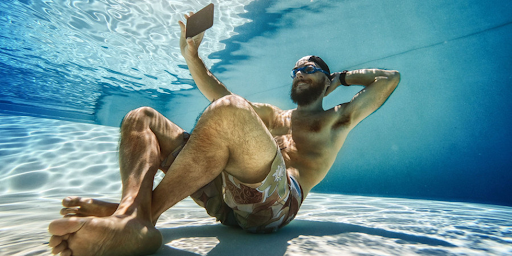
290;78;325;106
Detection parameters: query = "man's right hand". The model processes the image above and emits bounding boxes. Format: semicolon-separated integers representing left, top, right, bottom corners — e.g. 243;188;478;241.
175;11;232;102
178;12;205;60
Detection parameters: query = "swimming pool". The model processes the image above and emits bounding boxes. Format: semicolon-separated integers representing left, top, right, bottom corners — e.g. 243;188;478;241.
1;0;512;255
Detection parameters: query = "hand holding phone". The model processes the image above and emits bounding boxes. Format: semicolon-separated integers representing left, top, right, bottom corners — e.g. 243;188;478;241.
186;3;214;38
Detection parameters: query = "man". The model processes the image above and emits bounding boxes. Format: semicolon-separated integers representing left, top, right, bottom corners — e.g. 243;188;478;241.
48;12;400;256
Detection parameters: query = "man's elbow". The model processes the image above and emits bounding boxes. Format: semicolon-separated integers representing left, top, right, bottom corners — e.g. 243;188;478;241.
387;70;401;88
387;70;400;80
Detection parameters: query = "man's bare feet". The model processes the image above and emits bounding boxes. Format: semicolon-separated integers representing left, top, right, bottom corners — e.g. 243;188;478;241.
49;214;162;256
60;196;119;217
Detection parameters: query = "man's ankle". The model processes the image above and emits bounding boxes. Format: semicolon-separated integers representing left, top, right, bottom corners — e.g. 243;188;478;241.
114;195;145;216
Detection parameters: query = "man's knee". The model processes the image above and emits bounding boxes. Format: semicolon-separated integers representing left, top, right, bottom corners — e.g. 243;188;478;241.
121;107;159;130
195;95;259;138
206;95;251;115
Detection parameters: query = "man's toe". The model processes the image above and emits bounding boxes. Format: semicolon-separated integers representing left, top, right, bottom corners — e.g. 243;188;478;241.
51;240;68;255
62;196;82;207
60;248;72;256
60;207;79;216
48;235;63;247
49;217;86;236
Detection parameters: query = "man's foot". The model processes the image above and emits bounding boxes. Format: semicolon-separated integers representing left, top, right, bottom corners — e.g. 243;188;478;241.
49;214;162;256
60;196;119;217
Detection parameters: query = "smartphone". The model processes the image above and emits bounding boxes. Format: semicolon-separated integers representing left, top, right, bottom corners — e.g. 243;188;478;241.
186;3;214;38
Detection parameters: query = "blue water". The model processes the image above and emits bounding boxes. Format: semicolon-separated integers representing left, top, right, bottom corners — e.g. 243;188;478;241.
1;1;512;255
1;0;512;207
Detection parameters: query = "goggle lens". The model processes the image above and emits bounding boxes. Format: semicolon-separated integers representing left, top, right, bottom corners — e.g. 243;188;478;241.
291;65;328;78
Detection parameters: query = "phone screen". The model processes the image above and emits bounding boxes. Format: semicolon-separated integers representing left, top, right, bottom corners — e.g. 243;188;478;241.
186;3;214;38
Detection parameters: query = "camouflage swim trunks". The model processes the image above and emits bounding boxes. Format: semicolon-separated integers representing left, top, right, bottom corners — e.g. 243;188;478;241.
190;149;303;233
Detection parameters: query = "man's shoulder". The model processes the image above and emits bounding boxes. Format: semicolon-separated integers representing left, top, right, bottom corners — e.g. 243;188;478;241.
249;102;284;127
250;102;284;115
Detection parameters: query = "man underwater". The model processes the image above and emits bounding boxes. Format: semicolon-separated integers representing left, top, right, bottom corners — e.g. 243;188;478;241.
48;12;400;256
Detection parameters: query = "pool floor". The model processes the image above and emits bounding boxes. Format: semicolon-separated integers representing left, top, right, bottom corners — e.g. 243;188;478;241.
0;114;511;255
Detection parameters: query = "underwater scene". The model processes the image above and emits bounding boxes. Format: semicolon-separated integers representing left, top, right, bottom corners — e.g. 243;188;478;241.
1;0;511;255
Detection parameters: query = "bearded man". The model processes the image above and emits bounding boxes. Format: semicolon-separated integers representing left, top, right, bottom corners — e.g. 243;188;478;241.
48;12;400;256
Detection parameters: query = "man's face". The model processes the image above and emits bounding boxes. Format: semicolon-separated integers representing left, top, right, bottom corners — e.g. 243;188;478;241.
290;61;328;106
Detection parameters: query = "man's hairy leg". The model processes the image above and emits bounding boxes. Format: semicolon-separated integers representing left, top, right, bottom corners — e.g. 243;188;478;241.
60;95;278;225
58;108;189;219
48;94;277;255
48;107;187;256
151;95;278;222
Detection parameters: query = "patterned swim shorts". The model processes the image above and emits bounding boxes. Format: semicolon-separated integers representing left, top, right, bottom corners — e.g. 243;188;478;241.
190;149;303;233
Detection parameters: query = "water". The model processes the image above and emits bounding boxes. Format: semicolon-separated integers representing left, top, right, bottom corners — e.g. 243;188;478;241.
1;0;512;255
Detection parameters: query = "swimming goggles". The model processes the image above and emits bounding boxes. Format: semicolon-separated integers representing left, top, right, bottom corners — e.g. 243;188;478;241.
291;65;330;78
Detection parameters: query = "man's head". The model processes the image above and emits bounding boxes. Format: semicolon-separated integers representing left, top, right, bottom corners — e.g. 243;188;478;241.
290;55;332;106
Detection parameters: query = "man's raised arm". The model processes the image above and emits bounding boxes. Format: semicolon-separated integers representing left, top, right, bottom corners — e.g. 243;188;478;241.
178;14;232;102
331;69;401;129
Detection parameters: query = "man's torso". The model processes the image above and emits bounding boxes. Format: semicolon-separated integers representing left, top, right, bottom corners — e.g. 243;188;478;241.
252;103;353;196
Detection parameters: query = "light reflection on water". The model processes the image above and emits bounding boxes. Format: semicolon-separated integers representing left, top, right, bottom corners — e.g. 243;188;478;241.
0;0;254;114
